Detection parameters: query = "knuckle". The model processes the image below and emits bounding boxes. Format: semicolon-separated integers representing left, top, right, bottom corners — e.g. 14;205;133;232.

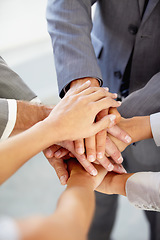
86;147;95;153
111;151;119;159
96;129;106;137
105;136;111;145
56;166;64;176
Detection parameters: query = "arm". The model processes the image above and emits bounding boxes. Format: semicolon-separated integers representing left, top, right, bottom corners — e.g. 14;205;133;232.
46;0;101;98
47;0;131;176
14;161;107;240
0;82;119;184
11;100;52;136
118;72;160;118
96;116;152;194
0;56;37;138
97;115;160;211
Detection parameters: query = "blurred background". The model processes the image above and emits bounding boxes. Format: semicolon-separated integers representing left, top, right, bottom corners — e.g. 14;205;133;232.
0;0;149;239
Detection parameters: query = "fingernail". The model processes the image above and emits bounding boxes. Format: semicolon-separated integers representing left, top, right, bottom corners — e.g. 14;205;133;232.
119;165;127;173
105;87;109;91
55;150;61;158
117;101;122;105
97;152;103;159
60;176;67;185
109;114;116;122
107;163;114;171
46;149;53;158
85;80;91;85
125;135;132;143
91;169;98;176
76;148;84;155
109;115;116;127
113;93;117;98
88;155;95;162
117;156;123;163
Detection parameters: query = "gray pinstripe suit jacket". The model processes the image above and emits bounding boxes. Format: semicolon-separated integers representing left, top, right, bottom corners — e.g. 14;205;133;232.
47;2;160;237
0;57;36;137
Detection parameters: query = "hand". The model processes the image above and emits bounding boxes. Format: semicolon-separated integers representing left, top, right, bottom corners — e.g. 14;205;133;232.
107;117;134;153
67;159;108;190
45;80;120;142
69;78;131;167
96;172;134;196
44;141;102;184
44;141;127;185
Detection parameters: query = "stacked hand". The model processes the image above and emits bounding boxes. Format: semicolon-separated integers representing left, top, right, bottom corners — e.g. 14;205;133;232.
44;78;132;185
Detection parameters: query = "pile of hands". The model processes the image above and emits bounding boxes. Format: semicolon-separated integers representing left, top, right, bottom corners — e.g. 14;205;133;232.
44;79;133;191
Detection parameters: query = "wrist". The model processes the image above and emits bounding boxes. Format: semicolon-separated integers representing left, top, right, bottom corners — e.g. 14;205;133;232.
111;173;134;196
13;101;52;134
123;116;151;143
70;77;100;89
67;172;95;191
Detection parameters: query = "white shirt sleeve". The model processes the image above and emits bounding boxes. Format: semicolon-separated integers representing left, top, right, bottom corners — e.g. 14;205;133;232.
150;112;160;146
0;216;20;240
1;99;17;140
1;97;41;140
126;172;160;211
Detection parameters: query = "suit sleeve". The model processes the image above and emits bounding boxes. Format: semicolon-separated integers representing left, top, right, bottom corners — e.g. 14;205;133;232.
118;72;160;117
126;172;160;212
0;56;37;138
46;0;102;98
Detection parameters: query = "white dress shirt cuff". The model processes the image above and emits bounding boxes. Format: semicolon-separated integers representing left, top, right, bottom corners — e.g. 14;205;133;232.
1;97;42;140
1;99;17;140
150;113;160;146
126;172;160;211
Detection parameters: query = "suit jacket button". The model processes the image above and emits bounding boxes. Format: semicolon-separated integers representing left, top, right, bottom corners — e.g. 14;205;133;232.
114;71;122;79
128;24;138;35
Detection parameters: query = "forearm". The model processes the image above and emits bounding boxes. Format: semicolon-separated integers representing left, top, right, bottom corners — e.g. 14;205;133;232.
123;116;152;143
57;174;95;237
10;100;53;136
17;175;95;240
0;120;57;184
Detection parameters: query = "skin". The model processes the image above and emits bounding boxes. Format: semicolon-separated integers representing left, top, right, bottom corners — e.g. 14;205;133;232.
44;77;131;184
0;81;120;184
0;86;154;239
16;161;108;240
96;116;152;196
10;100;53;136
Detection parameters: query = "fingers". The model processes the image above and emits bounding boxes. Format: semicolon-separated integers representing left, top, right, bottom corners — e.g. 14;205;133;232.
85;136;96;162
43;145;61;159
67;80;91;96
55;147;70;158
93;114;116;135
105;135;123;164
112;163;127;174
57;140;98;177
78;87;117;100
96;155;115;171
96;129;106;161
107;125;132;143
48;157;69;185
74;139;85;155
96;109;108;160
74;153;98;176
94;97;121;113
109;107;121;124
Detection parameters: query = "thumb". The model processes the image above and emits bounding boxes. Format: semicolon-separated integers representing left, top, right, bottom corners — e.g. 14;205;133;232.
93;114;116;134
